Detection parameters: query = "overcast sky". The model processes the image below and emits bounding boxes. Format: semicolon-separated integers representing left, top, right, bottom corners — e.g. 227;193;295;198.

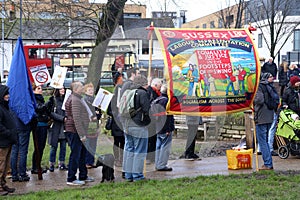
93;0;237;22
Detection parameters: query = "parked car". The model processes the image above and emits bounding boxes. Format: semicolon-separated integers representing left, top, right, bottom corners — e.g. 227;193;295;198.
64;71;87;88
99;72;114;86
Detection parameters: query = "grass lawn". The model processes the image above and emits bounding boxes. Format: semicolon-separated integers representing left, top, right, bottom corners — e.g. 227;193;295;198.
5;171;300;199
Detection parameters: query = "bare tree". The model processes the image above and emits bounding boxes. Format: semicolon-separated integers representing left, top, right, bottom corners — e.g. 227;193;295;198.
88;0;127;86
246;0;300;59
5;0;127;86
215;0;247;28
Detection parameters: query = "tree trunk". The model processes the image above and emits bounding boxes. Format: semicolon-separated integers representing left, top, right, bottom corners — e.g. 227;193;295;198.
87;40;109;88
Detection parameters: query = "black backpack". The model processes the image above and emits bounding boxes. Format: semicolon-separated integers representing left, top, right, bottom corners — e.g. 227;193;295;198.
259;84;279;111
150;96;168;121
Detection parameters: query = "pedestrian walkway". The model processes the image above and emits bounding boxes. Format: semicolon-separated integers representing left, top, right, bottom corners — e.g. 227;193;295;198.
7;154;300;195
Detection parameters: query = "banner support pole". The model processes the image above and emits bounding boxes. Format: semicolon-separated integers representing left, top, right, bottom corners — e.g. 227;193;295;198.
146;22;154;79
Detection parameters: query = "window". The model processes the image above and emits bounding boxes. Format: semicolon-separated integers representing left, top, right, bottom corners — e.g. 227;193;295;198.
210;21;215;28
124;13;142;19
28;48;47;59
258;33;263;48
39;12;53;19
294;30;300;51
119;45;131;51
226;15;234;25
55;12;67;18
218;18;223;28
107;46;118;52
142;40;151;55
202;24;207;28
77;11;84;17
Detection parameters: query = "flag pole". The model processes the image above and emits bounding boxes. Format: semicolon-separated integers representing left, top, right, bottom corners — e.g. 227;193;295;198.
146;22;154;80
251;108;259;172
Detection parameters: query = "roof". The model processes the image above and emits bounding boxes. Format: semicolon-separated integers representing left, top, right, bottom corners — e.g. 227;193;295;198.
5;17;174;42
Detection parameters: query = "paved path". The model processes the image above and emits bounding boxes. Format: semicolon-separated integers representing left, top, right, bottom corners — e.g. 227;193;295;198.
7;154;300;195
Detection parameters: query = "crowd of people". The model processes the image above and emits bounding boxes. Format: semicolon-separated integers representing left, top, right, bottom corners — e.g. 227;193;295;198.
108;68;200;182
0;66;201;195
255;58;300;170
0;79;104;194
1;57;297;194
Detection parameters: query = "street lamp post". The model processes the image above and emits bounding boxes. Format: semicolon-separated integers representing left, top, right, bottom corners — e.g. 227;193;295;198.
20;0;22;37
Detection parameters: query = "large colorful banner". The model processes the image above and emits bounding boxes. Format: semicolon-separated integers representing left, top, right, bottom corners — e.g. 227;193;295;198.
154;28;260;116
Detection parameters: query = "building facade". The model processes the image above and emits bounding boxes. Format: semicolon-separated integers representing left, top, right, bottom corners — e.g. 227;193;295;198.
182;0;300;66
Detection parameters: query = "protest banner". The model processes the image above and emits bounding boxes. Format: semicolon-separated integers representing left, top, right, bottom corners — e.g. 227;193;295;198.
93;88;113;112
50;65;67;89
154;28;260;116
29;64;51;87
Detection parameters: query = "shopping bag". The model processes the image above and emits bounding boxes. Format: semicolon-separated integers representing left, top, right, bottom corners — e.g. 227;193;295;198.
226;149;253;170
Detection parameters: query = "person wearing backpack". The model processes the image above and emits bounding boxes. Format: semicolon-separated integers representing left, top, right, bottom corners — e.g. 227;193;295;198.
122;75;151;182
254;72;277;170
154;84;174;171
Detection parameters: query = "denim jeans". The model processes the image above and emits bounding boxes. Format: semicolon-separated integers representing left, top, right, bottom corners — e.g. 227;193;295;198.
49;139;67;164
226;82;236;95
123;126;148;181
66;132;88;182
84;136;98;165
188;82;194;96
11;129;31;177
155;132;172;169
32;126;48;170
268;113;278;152
256;123;273;168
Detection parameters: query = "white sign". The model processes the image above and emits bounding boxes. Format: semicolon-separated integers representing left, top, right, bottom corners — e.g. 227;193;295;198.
93;88;113;112
62;89;72;111
30;64;51;86
50;65;67;89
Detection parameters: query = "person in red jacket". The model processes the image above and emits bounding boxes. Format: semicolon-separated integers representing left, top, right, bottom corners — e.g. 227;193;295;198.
237;64;247;94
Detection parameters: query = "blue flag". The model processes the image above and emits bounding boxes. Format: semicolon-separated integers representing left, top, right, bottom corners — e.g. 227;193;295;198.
7;37;36;125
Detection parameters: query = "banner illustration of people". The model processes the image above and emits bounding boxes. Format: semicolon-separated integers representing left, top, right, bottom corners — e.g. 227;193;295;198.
154;28;260;116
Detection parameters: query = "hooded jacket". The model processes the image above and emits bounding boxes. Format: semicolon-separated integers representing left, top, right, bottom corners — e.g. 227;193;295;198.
0;85;18;147
262;61;277;78
282;86;300;115
254;73;277;124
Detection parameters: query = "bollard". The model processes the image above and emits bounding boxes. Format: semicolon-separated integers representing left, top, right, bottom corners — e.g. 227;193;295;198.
244;110;254;149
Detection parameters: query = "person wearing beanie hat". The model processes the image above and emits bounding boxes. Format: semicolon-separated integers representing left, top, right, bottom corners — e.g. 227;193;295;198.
122;74;151;182
282;75;300;115
289;76;300;87
133;75;148;88
254;70;279;170
259;72;281;157
0;85;17;195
